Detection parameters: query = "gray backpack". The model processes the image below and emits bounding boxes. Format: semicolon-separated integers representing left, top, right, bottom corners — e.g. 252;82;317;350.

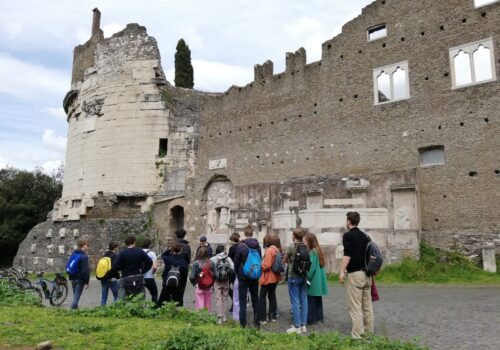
364;234;383;276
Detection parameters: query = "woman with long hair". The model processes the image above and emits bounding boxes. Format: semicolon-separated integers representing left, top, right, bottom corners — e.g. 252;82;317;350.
305;232;328;325
258;234;281;324
189;246;215;311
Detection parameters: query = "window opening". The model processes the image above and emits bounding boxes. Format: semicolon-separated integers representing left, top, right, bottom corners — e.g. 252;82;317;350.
368;24;387;41
474;0;499;8
373;61;410;104
159;138;168;157
419;146;445;166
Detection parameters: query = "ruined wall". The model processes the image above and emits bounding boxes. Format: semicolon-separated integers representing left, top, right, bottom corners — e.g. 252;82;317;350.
186;0;500;255
62;24;170;205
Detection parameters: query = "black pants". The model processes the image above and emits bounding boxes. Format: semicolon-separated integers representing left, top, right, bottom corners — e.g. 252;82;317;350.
157;285;183;307
238;278;259;327
177;273;187;307
258;283;278;321
144;278;158;303
307;295;324;324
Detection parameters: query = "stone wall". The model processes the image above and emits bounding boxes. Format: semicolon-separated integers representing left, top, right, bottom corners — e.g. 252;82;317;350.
184;0;500;258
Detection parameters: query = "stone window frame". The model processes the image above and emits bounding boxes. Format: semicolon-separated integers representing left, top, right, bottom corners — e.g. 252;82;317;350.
473;0;499;8
372;61;410;105
367;24;387;42
449;38;497;89
418;145;445;167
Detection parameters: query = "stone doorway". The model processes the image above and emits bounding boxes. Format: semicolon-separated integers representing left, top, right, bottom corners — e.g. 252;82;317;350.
170;205;184;231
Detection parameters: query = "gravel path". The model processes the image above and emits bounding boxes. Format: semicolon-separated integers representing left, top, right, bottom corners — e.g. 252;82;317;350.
46;280;500;350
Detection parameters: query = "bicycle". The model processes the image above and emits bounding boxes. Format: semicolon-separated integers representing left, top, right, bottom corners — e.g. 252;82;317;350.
0;267;32;289
31;272;68;306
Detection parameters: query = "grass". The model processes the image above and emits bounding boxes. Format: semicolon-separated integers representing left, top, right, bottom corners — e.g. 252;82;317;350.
0;286;427;350
329;242;500;285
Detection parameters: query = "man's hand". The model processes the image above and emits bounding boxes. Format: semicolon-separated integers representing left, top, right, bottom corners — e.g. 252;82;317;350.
85;284;89;289
339;271;345;285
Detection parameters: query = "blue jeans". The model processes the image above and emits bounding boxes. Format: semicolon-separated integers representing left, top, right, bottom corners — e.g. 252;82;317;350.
71;280;85;310
288;277;308;327
100;279;119;306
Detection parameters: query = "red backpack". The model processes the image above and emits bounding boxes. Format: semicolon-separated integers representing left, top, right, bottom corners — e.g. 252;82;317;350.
197;261;214;289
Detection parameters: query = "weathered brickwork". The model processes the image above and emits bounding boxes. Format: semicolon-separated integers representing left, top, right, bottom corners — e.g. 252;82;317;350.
15;0;500;271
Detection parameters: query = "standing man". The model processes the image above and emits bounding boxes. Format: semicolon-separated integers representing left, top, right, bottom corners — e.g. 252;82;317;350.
142;239;158;303
112;236;152;300
67;240;90;310
196;236;213;258
339;211;373;339
99;241;120;306
233;225;262;328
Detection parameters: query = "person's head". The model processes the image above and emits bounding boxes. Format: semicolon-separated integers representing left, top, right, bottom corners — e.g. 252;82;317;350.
346;211;361;229
215;245;225;255
292;228;305;242
77;240;89;252
170;242;182;255
199;236;208;246
125;236;136;247
175;229;187;239
263;234;272;248
108;241;118;252
305;233;326;267
243;224;253;238
229;232;240;243
269;235;282;251
196;246;209;260
141;238;152;249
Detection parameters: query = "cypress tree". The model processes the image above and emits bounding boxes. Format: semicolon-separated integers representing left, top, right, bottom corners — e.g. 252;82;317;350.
174;39;194;88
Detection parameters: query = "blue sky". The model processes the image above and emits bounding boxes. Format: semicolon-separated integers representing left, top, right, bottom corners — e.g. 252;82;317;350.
0;0;373;171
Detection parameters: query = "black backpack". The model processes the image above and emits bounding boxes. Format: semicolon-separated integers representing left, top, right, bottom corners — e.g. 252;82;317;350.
364;234;383;276
215;256;233;282
292;243;311;276
166;266;181;288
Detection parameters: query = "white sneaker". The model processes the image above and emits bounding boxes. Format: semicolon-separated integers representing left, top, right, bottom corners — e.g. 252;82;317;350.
301;325;307;333
217;317;223;325
260;320;267;325
286;326;302;334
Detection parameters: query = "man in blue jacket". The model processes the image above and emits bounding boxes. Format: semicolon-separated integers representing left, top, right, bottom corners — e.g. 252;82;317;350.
68;240;90;310
234;225;262;328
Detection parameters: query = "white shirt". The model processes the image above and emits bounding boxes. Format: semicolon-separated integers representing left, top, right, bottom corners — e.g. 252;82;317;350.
143;249;157;279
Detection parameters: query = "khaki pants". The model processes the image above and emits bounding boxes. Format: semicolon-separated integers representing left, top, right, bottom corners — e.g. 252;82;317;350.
346;271;374;339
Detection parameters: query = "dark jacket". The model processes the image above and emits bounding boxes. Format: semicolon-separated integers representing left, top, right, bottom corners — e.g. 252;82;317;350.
228;242;239;262
233;238;262;281
102;250;120;280
162;253;188;283
163;238;191;265
68;249;90;284
111;247;152;278
195;243;213;258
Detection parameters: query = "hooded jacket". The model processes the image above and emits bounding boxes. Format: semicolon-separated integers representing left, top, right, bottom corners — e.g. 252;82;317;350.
260;245;281;285
233;238;262;281
68;249;90;284
210;252;235;281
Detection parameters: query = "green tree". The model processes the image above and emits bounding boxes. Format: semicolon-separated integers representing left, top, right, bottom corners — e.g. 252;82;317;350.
0;167;63;266
174;39;194;88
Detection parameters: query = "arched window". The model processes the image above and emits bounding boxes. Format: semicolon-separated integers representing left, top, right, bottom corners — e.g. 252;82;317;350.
373;61;410;104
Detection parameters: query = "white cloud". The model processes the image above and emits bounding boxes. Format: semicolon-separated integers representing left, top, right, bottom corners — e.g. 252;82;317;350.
103;23;124;38
42;160;64;174
45;107;67;121
0;155;8;169
0;53;68;102
165;59;253;92
42;129;66;154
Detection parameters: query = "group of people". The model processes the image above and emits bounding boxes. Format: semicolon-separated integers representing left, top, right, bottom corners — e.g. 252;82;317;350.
66;211;375;339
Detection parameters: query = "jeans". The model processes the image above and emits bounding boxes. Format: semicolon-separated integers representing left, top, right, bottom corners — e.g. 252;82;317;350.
288;277;308;327
100;279;119;306
71;280;85;310
232;278;240;321
238;278;259;328
144;278;158;303
307;295;324;324
258;283;278;321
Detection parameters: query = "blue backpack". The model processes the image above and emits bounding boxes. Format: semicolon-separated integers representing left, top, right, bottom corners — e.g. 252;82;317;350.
66;252;82;276
242;244;262;280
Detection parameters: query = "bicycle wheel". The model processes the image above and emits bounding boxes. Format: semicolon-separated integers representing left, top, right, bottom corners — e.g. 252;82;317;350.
26;287;43;303
50;283;68;306
16;278;32;289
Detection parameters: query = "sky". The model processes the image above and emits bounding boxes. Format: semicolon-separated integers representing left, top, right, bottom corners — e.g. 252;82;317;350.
0;0;374;172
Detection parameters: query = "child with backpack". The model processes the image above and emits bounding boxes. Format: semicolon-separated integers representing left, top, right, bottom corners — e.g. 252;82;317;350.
189;246;215;311
233;225;262;328
157;242;188;308
96;241;120;306
66;240;90;310
210;245;235;324
305;233;328;325
284;228;310;334
258;235;283;324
